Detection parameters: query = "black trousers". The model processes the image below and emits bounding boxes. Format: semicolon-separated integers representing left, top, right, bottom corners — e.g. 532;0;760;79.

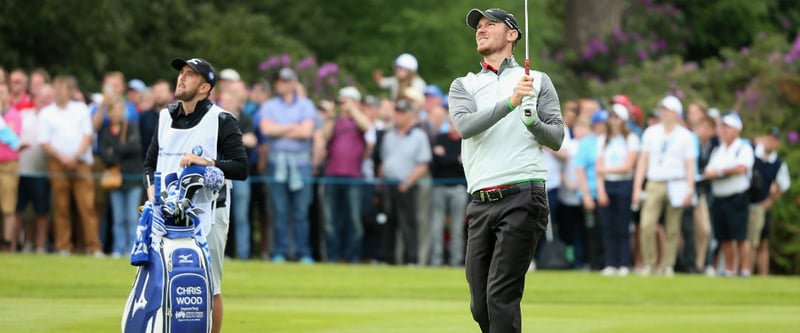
465;186;548;333
383;185;418;264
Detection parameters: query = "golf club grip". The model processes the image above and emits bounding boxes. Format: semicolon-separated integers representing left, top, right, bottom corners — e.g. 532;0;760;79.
154;171;162;205
525;59;530;76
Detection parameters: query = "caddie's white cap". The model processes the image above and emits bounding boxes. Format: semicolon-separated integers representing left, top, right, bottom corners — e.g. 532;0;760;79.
660;95;683;115
612;103;629;121
722;112;743;131
338;86;361;101
395;53;419;72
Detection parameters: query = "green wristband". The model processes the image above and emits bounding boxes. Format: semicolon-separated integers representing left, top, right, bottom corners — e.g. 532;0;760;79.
507;98;515;110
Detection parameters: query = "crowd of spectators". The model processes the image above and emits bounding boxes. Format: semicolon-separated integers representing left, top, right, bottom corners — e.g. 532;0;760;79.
0;56;791;275
550;97;790;277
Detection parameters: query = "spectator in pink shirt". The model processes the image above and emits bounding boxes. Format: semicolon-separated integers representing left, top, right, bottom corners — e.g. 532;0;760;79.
0;82;23;252
8;69;34;111
321;87;371;262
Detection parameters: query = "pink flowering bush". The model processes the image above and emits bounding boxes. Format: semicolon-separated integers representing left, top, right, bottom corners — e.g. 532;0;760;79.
258;54;357;101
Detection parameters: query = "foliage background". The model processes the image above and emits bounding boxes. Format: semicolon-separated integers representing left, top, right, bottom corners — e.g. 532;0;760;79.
1;0;799;273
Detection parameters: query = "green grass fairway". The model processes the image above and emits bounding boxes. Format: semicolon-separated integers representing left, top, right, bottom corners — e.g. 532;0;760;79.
1;254;798;333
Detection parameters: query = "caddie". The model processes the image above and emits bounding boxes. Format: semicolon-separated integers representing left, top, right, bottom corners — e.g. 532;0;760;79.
143;57;248;333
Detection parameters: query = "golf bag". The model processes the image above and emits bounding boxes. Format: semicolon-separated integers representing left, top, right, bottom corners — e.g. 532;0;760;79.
121;224;213;333
122;167;224;333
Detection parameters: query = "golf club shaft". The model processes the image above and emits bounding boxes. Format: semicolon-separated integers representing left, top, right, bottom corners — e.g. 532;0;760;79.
524;0;530;75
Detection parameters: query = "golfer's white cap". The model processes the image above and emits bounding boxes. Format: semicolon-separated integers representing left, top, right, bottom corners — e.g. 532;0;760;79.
395;53;419;72
219;68;241;81
611;103;629;121
660;95;683;116
722;112;743;131
338;86;361;101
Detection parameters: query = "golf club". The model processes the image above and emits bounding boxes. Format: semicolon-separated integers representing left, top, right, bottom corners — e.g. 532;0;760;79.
521;0;536;117
524;0;530;76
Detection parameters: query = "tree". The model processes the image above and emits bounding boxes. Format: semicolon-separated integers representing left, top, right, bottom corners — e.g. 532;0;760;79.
564;0;624;58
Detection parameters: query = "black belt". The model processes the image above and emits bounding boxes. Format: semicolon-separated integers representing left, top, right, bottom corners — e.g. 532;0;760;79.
471;181;544;202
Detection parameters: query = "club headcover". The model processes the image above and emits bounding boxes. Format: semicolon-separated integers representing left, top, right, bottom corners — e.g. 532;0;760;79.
204;166;225;192
179;165;207;202
164;172;179;196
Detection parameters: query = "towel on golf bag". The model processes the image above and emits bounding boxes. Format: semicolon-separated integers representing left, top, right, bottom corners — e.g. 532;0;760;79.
130;166;223;266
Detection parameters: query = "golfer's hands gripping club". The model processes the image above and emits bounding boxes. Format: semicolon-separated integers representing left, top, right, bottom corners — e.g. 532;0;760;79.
511;75;538;126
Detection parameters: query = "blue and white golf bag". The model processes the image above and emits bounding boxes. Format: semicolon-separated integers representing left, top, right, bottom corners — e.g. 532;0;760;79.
122;167;224;333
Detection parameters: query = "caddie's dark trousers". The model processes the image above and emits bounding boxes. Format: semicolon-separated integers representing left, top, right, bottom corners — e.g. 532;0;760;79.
465;185;549;333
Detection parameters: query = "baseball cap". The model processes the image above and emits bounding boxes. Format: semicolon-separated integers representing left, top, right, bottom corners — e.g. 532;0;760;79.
394;53;419;72
721;112;743;131
707;107;721;118
273;67;298;82
591;110;609;124
612;94;632;107
768;127;782;139
338;86;361;101
424;84;443;98
171;58;217;88
466;8;522;41
362;95;380;108
127;79;146;93
219;68;241;81
659;95;683;116
395;99;415;112
611;103;629;121
402;87;425;105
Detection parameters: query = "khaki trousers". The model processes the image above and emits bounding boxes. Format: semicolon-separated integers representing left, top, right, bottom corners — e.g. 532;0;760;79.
747;203;765;248
693;193;711;269
640;181;684;269
49;159;101;252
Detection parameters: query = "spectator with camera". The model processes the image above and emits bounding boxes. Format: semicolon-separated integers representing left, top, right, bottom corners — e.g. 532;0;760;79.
321;86;371;263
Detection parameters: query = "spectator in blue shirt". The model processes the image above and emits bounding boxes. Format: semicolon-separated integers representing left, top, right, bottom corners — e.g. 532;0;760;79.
575;110;608;269
258;68;316;264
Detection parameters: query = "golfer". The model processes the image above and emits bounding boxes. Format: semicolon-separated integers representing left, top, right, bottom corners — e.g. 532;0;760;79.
449;8;564;333
143;57;248;333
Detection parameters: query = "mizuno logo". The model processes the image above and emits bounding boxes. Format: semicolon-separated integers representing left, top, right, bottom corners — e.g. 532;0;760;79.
178;254;194;264
131;273;150;317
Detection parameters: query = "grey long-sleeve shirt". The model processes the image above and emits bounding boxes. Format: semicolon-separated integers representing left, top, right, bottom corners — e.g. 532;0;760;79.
448;57;565;192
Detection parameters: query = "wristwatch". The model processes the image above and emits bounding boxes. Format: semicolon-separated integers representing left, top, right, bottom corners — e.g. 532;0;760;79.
204;157;214;167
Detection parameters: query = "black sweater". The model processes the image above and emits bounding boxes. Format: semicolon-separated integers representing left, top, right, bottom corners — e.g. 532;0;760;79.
430;132;466;185
143;99;249;186
99;121;143;189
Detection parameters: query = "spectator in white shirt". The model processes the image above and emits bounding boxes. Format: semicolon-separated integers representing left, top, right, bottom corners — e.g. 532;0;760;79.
16;84;54;253
596;104;640;276
750;128;791;276
702;112;753;277
38;76;101;257
633;96;697;277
